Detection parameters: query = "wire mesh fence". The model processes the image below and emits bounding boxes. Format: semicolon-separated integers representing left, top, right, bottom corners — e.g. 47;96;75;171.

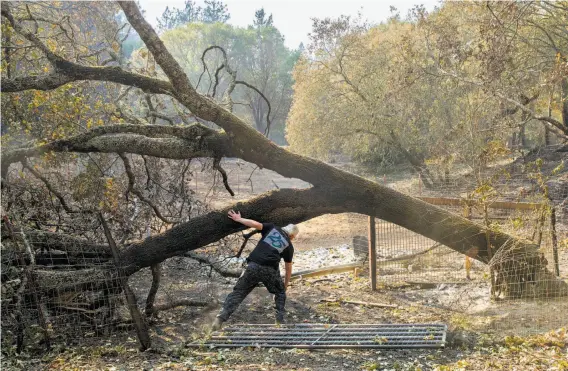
354;199;563;286
0;158;234;354
0;217;227;354
346;156;568;334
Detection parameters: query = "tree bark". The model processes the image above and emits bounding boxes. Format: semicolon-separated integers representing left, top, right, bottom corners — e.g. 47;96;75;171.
545;92;553;145
562;78;568;131
145;264;161;316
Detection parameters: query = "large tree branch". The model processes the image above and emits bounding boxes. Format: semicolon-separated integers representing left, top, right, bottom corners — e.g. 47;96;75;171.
0;42;173;93
1;66;173;94
2;73;75;92
118;188;346;275
1;3;173;94
118;2;200;102
2;124;232;175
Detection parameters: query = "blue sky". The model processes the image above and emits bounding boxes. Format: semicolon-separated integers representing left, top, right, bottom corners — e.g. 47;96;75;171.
138;0;440;49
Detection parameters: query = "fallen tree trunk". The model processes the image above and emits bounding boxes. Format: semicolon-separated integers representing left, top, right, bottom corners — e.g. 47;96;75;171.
116;187;566;298
1;1;565;301
6;187;565;299
118;187;500;273
0;186;564;301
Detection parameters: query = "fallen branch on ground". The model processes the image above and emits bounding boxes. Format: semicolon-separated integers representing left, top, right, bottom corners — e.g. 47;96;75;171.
184;252;243;278
321;297;398;308
291;262;363;280
148;299;216;315
404;281;471;289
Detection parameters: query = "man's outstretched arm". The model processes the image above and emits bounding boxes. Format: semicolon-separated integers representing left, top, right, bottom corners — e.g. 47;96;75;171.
284;262;292;290
228;210;263;230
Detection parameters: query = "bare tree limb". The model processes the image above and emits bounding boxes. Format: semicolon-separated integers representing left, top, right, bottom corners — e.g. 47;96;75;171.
145;264;161;316
21;159;92;214
212;157;234;196
212;63;225;98
184;251;242;278
118;153;176;224
235;80;273;137
236;230;261;258
197;45;273;135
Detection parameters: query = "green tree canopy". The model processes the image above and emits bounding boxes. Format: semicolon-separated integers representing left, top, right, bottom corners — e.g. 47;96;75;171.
157;0;230;32
140;16;299;143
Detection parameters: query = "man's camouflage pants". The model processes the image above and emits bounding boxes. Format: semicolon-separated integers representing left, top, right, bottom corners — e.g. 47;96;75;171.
217;261;286;322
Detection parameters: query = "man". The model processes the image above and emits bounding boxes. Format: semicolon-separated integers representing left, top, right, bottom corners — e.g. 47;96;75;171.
211;210;299;331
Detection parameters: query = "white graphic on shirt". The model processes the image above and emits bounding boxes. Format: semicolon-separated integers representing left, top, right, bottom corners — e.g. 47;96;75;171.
263;228;289;253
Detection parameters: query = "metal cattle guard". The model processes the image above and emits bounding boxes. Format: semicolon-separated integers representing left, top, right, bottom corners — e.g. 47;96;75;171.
190;323;447;349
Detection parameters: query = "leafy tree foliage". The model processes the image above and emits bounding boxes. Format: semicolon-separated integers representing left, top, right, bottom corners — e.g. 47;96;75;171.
143;13;299;143
156;0;229;32
287;2;568;179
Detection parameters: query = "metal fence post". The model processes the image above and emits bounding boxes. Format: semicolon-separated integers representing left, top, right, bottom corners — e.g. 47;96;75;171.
368;216;377;291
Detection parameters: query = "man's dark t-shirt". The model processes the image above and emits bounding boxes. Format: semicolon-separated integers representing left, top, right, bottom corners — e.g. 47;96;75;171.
247;223;294;269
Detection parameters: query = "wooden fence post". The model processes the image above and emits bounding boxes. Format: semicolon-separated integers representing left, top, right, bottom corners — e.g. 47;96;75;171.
551;206;560;277
463;205;472;280
368;216;377;291
99;213;151;351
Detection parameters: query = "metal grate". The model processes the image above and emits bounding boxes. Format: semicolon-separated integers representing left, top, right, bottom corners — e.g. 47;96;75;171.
190;323;447;349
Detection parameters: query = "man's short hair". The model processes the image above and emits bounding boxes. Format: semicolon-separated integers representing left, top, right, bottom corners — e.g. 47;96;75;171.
282;224;299;238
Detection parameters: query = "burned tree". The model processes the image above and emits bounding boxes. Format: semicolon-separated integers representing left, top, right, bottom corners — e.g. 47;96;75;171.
1;1;567;350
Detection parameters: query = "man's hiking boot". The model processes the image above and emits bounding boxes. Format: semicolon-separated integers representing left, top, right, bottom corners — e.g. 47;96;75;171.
211;317;224;332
